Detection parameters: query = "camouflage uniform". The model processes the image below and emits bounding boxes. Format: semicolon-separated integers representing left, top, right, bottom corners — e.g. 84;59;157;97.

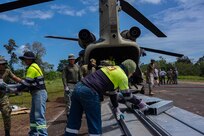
80;58;97;78
62;56;80;115
0;69;16;134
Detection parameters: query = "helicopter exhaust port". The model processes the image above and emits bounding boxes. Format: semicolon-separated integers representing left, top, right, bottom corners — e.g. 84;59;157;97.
121;26;141;41
78;29;96;49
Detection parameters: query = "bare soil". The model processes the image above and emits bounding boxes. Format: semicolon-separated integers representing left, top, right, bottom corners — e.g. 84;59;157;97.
0;97;65;136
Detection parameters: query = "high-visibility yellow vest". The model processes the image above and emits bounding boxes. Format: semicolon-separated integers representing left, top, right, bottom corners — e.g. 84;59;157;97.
22;63;46;91
101;66;129;91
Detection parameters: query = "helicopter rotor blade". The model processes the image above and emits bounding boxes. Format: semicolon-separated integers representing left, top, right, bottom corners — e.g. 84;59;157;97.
0;0;54;13
140;47;183;57
120;0;167;37
45;36;79;41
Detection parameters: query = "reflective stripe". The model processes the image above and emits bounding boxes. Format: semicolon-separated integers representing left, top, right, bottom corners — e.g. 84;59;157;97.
36;125;47;129
90;134;101;136
22;80;31;86
25;77;35;82
65;128;79;134
39;81;44;85
106;91;117;95
30;123;36;128
31;83;37;86
30;123;47;129
36;76;44;79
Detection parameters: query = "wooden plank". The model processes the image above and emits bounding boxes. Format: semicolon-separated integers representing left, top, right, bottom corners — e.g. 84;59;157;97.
11;107;30;115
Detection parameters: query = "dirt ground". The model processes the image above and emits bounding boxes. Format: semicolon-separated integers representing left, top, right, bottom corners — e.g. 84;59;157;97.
0;97;66;136
0;81;204;135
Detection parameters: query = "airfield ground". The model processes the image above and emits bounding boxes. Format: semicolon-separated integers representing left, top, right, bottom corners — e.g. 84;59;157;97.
0;81;204;135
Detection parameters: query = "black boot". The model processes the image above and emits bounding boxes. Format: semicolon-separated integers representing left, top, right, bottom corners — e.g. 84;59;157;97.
5;130;10;136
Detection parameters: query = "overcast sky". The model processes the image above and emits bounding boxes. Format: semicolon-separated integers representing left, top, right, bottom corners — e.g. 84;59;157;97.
0;0;204;69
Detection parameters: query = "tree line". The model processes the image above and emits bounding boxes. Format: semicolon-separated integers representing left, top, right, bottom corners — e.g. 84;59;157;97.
2;39;58;80
140;56;204;77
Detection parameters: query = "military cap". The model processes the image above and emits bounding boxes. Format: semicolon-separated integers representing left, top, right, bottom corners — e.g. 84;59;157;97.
68;54;75;60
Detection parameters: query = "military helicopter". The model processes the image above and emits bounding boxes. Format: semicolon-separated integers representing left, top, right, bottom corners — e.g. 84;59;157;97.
44;0;183;86
1;0;183;89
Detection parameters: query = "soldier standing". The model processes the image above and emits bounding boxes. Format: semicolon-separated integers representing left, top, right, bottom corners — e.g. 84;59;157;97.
62;54;80;115
146;59;155;95
0;57;21;136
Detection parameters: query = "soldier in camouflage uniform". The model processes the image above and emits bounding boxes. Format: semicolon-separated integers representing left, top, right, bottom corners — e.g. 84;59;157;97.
62;54;80;115
0;57;21;136
80;58;97;78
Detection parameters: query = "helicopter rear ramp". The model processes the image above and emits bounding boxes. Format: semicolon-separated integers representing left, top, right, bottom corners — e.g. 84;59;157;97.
101;94;204;136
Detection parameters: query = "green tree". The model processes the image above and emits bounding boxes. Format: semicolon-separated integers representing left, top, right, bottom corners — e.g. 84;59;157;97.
195;56;204;76
57;59;69;72
176;56;192;64
3;39;19;70
23;42;55;72
175;56;195;76
42;62;54;72
24;42;46;67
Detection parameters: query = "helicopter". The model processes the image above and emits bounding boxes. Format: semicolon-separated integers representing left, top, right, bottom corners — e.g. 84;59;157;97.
1;0;183;91
44;0;183;87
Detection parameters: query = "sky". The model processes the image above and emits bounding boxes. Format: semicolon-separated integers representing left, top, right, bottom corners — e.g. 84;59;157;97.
0;0;204;69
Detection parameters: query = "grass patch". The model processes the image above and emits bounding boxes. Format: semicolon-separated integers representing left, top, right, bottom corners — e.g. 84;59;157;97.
178;76;204;82
8;78;64;108
1;78;64;125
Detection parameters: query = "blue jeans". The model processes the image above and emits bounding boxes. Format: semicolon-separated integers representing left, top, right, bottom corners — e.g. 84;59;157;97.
64;82;101;136
29;89;48;136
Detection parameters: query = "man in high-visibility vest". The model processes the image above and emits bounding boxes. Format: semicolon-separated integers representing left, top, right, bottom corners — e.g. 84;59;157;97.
2;51;48;136
64;59;148;136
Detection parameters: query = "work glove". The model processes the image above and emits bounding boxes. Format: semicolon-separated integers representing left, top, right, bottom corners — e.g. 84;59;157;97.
65;86;69;91
65;86;71;94
0;80;8;93
114;107;125;120
0;79;7;87
137;100;149;112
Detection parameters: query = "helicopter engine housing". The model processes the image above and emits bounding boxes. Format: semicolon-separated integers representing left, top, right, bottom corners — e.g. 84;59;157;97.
78;29;96;49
